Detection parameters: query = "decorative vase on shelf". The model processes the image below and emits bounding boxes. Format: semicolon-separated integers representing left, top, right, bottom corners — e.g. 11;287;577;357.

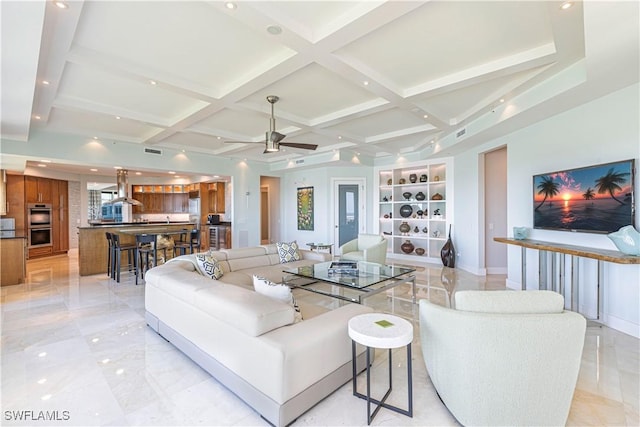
434;175;440;182
399;178;406;184
432;192;443;200
422;226;428;233
399;221;411;234
401;240;415;254
415;247;425;256
402;192;412;200
387;178;393;185
415;191;426;201
414;226;420;233
420;174;428;182
409;173;417;183
399;205;413;218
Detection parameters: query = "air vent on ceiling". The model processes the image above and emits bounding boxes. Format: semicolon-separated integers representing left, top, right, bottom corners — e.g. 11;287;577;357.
456;127;466;138
295;159;305;164
144;148;163;155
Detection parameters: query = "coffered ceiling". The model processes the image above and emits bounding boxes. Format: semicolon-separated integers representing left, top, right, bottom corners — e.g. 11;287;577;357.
1;1;637;167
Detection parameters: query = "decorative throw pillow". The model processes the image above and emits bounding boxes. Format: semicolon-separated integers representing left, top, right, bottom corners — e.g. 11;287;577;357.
195;253;224;279
276;241;302;263
253;275;303;323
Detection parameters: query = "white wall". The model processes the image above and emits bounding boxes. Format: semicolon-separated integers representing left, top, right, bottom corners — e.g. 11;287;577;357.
281;166;372;245
454;83;640;337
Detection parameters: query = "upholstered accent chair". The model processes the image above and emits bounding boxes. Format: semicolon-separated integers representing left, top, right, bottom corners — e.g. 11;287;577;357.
419;290;586;426
339;234;388;265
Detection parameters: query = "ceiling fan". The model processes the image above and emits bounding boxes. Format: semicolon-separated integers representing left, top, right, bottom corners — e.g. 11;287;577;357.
225;96;318;153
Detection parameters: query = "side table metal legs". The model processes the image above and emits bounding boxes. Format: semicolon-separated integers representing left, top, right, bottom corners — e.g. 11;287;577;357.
351;341;413;425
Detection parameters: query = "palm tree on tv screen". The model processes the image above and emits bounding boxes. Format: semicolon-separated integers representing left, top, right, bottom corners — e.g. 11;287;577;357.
535;176;559;210
582;187;596;204
594;168;630;205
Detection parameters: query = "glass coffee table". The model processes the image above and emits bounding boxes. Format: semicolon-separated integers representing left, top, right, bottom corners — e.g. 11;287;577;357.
283;261;416;305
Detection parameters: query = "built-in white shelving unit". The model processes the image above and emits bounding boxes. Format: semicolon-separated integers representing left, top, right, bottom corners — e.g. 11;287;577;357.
375;159;453;262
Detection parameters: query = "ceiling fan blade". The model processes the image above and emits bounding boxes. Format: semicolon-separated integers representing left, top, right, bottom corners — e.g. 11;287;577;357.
279;142;318;151
270;131;286;144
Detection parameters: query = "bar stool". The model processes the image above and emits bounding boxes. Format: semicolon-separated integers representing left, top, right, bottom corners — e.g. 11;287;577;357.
111;233;137;283
105;232;114;278
173;229;200;256
135;234;156;285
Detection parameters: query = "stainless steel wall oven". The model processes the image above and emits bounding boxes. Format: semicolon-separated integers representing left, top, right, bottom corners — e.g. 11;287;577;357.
28;203;52;248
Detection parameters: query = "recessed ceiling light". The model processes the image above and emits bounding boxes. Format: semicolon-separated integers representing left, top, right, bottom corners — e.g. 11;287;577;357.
181;149;186;153
560;1;573;10
168;171;175;175
135;172;142;175
423;114;428;119
40;159;51;163
37;164;47;168
363;81;369;86
430;140;435;144
114;166;122;169
90;168;98;172
42;80;50;85
500;98;505;103
338;136;342;139
217;136;221;140
225;2;236;9
266;25;282;35
115;116;121;120
149;80;157;85
34;115;41;120
54;1;68;9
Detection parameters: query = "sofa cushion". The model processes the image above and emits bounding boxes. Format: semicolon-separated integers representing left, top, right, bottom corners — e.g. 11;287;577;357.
195;253;224;279
276;241;302;263
193;284;295;337
253;275;302;323
455;290;565;314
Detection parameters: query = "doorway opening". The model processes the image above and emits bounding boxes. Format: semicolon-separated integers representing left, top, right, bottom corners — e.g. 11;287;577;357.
332;178;366;252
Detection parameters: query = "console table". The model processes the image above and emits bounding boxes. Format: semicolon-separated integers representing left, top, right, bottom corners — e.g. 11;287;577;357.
494;237;640;321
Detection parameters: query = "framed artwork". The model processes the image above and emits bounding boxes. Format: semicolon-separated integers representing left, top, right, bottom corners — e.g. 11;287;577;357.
297;186;314;230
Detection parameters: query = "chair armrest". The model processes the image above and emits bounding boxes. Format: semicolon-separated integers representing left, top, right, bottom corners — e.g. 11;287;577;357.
339;239;359;254
363;239;388;264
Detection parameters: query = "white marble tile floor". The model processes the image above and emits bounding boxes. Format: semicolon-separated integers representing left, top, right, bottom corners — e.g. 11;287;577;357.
1;250;638;426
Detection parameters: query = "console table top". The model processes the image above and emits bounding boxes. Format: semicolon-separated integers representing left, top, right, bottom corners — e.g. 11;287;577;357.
494;237;640;265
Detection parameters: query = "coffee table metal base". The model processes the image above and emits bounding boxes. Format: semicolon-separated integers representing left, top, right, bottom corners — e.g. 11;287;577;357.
351;342;413;425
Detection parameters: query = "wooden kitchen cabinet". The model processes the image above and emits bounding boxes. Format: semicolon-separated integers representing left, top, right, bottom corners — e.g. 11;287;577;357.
25;176;53;204
6;174;25;231
51;180;69;255
207;182;226;213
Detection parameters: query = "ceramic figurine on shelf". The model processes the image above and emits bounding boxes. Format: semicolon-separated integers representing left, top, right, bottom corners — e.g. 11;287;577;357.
420;174;428;182
382;196;388;202
387;178;393;185
414;226;420;233
433;208;441;217
422;226;428;233
409;173;417;183
399;178;406;184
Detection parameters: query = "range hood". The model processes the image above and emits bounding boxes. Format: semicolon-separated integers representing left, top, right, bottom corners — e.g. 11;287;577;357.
104;169;143;206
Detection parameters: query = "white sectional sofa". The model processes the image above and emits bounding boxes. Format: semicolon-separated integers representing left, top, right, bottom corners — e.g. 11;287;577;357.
145;244;373;427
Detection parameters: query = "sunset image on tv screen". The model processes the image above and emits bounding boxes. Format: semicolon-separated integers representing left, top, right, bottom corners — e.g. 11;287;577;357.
533;159;635;233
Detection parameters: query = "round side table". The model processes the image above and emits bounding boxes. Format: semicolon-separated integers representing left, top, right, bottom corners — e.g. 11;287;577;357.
348;313;413;425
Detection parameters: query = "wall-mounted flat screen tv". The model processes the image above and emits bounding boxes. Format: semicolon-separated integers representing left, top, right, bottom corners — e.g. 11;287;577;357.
533;159;635;234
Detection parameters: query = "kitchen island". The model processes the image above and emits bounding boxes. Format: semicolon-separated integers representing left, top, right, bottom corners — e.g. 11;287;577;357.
78;222;195;276
0;232;27;286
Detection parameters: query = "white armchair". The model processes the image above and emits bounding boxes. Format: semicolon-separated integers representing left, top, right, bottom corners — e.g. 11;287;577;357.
339;234;388;265
419;290;586;426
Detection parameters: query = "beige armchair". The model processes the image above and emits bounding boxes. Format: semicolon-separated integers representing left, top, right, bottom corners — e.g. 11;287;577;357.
339;234;388;265
419;290;586;426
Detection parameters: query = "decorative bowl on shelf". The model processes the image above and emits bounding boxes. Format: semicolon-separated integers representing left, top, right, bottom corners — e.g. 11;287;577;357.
399;205;413;218
409;173;417;183
432;192;443;200
402;191;412;200
415;247;425;256
399;178;406;184
513;227;529;240
608;225;640;256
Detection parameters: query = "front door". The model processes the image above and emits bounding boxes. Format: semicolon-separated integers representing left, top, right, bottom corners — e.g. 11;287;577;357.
333;179;366;251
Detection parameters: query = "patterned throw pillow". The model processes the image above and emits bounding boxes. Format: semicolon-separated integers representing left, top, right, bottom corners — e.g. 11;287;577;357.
195;253;224;279
276;241;302;263
253;275;302;323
